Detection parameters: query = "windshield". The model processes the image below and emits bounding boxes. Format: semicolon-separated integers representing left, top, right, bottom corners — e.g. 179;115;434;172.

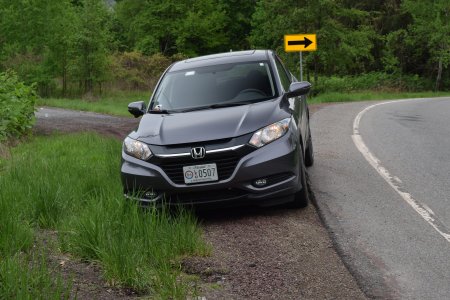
150;61;276;112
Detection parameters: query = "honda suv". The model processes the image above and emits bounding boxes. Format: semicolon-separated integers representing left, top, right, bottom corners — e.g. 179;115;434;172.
121;50;314;208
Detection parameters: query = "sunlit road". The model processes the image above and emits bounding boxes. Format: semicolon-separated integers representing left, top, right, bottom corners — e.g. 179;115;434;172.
309;98;450;299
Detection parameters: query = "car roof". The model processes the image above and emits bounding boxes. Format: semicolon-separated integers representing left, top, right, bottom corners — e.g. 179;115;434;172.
169;50;272;72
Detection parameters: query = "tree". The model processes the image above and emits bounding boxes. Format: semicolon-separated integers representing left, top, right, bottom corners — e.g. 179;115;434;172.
250;0;376;83
402;0;450;91
218;0;257;51
71;0;112;95
115;0;229;56
44;1;79;96
175;0;228;56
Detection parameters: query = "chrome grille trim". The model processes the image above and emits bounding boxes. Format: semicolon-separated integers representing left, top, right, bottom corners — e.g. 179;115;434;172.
155;144;244;158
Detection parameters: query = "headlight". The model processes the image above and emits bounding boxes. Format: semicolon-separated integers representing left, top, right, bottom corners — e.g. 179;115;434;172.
249;118;290;148
123;137;152;160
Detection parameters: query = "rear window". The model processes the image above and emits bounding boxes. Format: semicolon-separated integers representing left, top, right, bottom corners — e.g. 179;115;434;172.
151;61;276;111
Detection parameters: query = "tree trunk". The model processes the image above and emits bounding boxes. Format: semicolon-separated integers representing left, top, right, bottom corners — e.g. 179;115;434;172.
435;56;443;92
62;67;67;97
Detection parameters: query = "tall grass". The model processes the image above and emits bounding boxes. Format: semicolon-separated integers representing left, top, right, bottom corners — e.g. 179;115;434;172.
0;133;208;298
0;254;72;300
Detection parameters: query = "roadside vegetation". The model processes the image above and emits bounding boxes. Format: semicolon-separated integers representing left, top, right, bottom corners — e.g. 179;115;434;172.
0;71;37;141
0;133;208;298
0;0;448;100
311;91;450;104
37;90;149;117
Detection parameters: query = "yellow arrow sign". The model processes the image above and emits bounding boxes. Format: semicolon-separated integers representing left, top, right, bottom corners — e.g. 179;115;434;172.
284;34;317;52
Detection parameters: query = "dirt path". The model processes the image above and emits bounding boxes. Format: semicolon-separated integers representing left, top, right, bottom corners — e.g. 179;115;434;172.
34;104;365;299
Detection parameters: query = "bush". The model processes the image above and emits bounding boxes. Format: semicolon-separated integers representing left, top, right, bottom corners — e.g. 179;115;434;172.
0;71;37;142
107;52;189;92
313;72;435;95
109;52;172;91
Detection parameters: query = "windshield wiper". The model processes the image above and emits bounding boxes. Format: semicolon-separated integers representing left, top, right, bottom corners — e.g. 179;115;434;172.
179;101;255;113
149;109;172;114
209;100;256;108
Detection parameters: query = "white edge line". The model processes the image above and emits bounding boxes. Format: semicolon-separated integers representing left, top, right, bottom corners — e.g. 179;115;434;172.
352;99;450;243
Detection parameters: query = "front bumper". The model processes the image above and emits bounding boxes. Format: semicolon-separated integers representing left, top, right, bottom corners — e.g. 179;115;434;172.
121;133;303;207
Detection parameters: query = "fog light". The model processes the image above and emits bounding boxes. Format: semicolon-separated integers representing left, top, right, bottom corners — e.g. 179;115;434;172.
144;191;158;199
253;178;267;187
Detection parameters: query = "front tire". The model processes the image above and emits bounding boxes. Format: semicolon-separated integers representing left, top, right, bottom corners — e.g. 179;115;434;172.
289;155;309;208
305;126;314;167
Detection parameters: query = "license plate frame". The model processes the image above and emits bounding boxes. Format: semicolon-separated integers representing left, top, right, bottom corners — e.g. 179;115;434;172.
183;163;218;184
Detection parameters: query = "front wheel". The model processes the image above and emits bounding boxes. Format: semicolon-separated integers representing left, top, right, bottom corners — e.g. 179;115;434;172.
289;157;309;208
305;126;314;167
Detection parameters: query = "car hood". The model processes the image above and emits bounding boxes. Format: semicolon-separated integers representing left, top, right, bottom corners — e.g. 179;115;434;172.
130;98;290;145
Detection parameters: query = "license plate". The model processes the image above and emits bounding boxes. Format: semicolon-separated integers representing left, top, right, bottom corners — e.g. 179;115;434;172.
183;163;218;184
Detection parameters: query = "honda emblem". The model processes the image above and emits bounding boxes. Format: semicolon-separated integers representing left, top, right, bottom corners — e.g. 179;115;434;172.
191;147;206;159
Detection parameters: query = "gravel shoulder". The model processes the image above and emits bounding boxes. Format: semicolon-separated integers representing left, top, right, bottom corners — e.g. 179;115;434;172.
34;104;366;299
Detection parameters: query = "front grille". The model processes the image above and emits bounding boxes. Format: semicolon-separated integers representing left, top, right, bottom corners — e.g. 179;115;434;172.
159;152;240;184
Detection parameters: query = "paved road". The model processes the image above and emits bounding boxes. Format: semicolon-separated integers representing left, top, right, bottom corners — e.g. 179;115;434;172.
309;97;450;299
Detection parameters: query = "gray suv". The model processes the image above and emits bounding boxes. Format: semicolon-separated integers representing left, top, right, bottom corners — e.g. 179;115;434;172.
121;50;314;208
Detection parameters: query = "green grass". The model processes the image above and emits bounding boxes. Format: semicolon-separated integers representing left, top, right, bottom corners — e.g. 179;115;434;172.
0;253;72;300
0;133;208;298
36;90;150;117
310;91;450;104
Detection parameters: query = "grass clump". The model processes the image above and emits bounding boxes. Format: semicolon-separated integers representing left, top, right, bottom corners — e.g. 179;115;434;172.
0;186;71;299
0;133;208;298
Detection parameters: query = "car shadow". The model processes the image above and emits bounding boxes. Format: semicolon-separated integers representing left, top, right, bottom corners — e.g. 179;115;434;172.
193;202;298;225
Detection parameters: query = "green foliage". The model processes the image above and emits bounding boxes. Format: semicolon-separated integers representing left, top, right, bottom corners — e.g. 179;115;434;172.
0;0;449;96
402;0;450;90
314;72;434;94
0;71;37;141
110;52;173;90
115;0;230;56
71;0;112;94
0;133;208;296
250;0;377;78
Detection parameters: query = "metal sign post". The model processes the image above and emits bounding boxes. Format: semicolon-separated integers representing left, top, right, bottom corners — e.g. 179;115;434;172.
299;51;303;81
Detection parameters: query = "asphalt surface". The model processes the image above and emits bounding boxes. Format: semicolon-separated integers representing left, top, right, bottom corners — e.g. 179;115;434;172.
309;97;450;299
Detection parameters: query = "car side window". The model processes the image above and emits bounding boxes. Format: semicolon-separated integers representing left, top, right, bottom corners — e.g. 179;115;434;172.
274;56;292;92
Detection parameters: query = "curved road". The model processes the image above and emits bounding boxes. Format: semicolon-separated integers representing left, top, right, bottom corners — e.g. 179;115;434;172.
310;97;450;299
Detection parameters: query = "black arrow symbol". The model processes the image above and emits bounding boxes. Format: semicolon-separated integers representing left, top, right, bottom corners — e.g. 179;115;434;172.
288;37;313;48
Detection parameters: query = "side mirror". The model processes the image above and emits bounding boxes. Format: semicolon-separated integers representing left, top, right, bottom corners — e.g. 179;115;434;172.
286;81;311;98
128;101;146;118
